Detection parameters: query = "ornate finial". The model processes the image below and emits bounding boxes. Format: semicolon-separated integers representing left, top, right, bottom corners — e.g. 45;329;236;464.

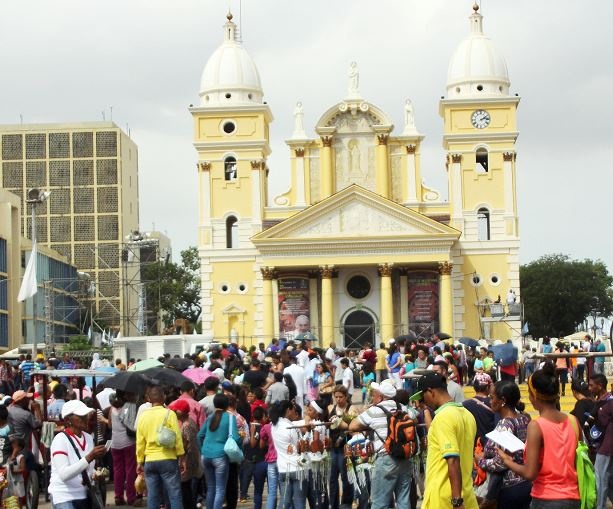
227;11;233;21
473;3;479;12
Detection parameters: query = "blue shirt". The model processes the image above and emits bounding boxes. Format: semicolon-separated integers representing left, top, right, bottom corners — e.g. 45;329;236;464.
595;342;606;363
197;412;240;459
387;352;401;373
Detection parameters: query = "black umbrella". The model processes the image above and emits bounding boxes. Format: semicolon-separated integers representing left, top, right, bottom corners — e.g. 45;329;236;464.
144;367;193;387
165;357;193;372
103;371;150;395
435;332;452;340
459;337;480;348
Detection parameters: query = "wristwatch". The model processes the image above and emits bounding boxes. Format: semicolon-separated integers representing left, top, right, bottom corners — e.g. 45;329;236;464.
451;497;464;507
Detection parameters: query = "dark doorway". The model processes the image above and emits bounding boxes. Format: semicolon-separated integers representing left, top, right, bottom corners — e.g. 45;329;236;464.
343;310;375;350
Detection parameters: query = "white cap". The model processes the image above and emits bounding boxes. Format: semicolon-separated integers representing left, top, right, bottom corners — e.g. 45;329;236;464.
61;400;95;419
370;381;397;399
387;338;395;345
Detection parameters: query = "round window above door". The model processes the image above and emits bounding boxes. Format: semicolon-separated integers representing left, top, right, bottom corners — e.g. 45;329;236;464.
346;275;371;300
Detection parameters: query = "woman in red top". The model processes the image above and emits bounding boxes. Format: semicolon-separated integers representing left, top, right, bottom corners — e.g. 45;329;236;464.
499;362;580;509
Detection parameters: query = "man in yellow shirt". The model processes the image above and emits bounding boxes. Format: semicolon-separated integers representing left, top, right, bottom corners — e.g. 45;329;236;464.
136;386;185;509
375;342;388;382
411;372;478;509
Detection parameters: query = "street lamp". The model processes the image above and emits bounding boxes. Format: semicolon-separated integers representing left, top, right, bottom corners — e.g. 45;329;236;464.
25;188;50;357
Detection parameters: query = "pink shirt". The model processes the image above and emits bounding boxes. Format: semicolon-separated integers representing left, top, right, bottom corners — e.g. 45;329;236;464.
178;394;206;429
531;416;579;500
260;422;277;463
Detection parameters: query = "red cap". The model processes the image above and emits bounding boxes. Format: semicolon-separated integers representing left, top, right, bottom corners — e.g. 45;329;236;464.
168;399;190;414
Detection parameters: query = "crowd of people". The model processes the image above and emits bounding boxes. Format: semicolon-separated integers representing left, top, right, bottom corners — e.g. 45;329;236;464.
0;333;610;509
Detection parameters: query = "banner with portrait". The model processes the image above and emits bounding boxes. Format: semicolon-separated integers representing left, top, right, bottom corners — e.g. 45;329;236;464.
278;276;311;339
408;271;439;339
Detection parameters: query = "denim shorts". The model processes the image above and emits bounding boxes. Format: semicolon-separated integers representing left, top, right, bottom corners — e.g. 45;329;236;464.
530;498;581;509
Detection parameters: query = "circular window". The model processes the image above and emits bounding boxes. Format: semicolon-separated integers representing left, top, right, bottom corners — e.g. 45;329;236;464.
219;283;230;294
237;283;248;294
455;87;461;93
225;93;231;99
477;84;484;92
222;121;236;134
248;93;253;100
347;275;371;300
470;275;482;287
489;274;501;287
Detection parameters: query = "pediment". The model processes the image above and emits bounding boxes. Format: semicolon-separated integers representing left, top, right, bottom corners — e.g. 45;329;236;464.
221;303;246;315
254;185;459;243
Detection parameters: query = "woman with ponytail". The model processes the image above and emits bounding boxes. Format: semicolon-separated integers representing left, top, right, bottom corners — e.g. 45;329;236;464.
476;380;532;508
498;362;581;509
197;394;240;509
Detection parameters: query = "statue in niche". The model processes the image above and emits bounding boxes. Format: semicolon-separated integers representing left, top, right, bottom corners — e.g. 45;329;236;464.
348;61;360;96
292;101;306;138
404;99;415;130
349;139;361;174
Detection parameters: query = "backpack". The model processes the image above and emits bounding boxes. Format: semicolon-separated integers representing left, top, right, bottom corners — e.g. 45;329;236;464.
569;415;597;509
375;404;419;460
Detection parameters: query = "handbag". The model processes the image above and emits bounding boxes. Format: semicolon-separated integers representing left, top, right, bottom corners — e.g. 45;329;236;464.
223;414;244;463
156;409;177;448
63;432;105;509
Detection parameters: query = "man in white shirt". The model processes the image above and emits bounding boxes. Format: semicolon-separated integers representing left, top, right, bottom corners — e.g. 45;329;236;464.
325;342;336;362
295;342;310;368
284;356;305;409
341;358;354;397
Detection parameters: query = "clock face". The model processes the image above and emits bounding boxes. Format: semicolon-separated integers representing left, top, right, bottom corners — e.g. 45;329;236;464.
471;109;491;129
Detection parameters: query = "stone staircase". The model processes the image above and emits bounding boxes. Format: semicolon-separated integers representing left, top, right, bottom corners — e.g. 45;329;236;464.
463;383;577;418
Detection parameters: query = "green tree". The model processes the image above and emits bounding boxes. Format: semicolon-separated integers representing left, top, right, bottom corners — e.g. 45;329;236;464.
520;254;613;338
142;246;201;330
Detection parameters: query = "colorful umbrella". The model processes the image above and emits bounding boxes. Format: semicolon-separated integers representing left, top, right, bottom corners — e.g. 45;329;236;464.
182;367;212;385
128;359;164;372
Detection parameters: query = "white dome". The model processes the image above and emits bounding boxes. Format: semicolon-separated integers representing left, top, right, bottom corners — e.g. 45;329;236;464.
199;14;264;107
446;6;510;99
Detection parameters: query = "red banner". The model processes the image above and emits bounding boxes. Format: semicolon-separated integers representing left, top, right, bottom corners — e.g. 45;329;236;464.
408;271;439;339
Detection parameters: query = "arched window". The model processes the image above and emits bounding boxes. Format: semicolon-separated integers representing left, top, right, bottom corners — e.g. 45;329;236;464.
224;156;237;181
476;148;488;173
226;216;239;248
477;208;490;241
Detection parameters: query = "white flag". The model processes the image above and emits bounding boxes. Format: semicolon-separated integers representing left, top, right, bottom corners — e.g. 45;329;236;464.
17;244;37;302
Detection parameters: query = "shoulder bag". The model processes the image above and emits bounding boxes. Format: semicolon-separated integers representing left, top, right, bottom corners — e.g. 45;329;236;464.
224;414;244;463
63;432;105;509
569;416;597;509
156;409;177;448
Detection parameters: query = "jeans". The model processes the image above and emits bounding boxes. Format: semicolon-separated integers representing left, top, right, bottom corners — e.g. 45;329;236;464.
181;479;197;509
278;471;306;509
498;480;532;509
266;462;278;509
595;453;613;509
239;460;267;509
525;362;535;380
144;459;183;509
329;448;353;509
112;444;137;504
51;499;90;509
530;499;581;509
203;456;230;509
370;454;412;509
576;364;586;381
376;370;387;382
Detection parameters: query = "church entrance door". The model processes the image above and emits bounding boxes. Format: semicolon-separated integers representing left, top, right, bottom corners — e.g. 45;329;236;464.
343;310;375;350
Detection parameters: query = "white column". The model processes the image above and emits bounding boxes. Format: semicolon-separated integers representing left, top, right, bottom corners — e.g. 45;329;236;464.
406;146;418;203
295;149;306;206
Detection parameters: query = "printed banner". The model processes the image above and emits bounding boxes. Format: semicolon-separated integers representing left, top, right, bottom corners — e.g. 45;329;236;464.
408;271;439;339
278;276;311;339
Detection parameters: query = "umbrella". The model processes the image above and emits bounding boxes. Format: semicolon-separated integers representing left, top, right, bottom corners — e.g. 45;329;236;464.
128;359;164;372
459;337;480;348
182;367;212;385
104;371;150;395
165;357;193;371
143;367;193;387
435;332;452;340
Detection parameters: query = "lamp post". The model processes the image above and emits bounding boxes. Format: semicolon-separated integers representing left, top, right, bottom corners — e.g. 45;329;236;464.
25;188;50;357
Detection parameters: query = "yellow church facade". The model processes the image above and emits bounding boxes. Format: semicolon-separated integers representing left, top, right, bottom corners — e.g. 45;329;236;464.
192;7;521;348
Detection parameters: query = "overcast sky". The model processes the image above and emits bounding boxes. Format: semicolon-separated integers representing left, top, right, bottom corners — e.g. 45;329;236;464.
2;0;612;273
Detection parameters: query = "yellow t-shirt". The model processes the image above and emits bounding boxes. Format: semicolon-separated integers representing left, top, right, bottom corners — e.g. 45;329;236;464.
375;349;387;371
423;402;478;509
136;405;185;464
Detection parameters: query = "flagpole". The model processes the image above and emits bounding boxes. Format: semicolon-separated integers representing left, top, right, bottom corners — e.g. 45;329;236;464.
31;200;37;358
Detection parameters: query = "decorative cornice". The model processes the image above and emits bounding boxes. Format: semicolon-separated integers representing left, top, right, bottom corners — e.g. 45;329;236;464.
319;264;335;279
406;144;416;154
260;266;276;280
503;152;514;162
198;161;211;171
377;134;389;146
438;261;453;275
451;154;462;163
294;148;305;158
377;263;394;277
321;136;333;148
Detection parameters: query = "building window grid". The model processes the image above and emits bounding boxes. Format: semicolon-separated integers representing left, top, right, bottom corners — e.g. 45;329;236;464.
25;133;46;159
25;161;47;187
